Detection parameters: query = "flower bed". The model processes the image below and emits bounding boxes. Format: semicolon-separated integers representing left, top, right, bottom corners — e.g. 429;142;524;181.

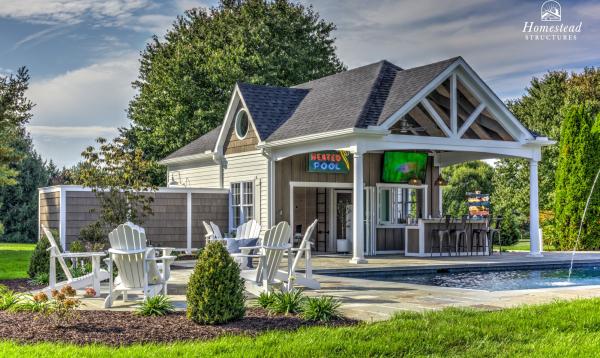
0;308;353;346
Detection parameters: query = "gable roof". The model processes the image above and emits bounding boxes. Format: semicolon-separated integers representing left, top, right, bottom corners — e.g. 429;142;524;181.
162;56;531;162
237;83;309;140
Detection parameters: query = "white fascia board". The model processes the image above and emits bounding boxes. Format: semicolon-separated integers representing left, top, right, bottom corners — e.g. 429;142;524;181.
523;138;556;146
363;134;539;160
214;85;242;155
158;151;216;165
259;127;388;149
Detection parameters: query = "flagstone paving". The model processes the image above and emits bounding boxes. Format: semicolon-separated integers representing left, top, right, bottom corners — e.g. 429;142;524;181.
77;252;600;321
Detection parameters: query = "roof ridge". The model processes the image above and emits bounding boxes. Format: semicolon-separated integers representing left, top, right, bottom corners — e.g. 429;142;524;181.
404;56;461;72
237;81;307;91
356;61;400;128
291;60;390;88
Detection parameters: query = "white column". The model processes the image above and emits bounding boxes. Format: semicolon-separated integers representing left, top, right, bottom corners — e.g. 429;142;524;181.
186;191;192;254
59;187;67;250
528;159;543;257
350;152;368;264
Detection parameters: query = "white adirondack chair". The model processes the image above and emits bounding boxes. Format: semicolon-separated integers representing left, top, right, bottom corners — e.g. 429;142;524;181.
237;221;291;295
104;223;176;308
207;221;230;243
236;219;261;240
276;219;320;289
42;225;108;297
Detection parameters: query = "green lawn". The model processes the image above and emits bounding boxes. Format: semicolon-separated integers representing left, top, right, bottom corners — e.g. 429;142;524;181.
3;298;600;356
504;239;530;251
0;243;35;280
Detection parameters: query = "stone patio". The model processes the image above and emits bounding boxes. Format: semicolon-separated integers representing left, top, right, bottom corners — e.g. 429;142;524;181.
78;251;600;321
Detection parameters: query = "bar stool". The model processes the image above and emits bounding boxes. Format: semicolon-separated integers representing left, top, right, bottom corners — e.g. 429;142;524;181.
471;216;489;256
488;216;503;255
430;215;453;257
451;215;469;256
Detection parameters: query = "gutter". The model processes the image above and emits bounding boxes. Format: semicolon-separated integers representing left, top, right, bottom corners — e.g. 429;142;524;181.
158;151;219;165
257;127;389;149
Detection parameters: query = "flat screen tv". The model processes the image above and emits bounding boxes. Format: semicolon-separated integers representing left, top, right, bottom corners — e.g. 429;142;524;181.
381;152;428;183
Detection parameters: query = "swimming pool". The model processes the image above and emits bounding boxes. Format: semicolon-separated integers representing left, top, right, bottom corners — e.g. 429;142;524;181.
325;264;600;291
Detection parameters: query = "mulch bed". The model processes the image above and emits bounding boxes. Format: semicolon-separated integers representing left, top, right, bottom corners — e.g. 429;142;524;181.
0;308;354;346
0;279;44;293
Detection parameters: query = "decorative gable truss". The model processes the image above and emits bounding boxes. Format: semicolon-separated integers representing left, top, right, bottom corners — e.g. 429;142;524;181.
378;58;534;143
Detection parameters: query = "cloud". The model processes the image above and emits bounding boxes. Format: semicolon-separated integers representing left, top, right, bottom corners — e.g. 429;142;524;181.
27;125;119;139
26;54;139;166
306;0;599;100
27;53;138;127
12;23;73;50
0;0;149;25
175;0;214;12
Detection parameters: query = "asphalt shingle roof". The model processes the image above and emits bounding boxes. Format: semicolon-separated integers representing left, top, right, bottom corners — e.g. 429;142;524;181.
162;57;461;161
162;125;221;161
237;83;309;140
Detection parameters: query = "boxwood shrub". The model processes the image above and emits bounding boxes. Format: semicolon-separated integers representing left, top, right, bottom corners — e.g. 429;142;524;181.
27;230;54;279
186;242;245;324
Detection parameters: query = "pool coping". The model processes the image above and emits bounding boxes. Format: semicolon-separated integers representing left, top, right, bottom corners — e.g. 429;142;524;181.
313;259;600;277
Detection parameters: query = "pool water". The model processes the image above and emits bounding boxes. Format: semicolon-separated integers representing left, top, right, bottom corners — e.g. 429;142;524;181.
332;265;600;291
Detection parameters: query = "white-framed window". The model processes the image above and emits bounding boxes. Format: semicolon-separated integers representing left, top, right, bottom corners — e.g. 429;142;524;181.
377;184;427;225
231;181;254;229
235;109;249;140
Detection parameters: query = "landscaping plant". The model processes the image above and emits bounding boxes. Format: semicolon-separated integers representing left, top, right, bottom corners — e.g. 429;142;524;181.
0;288;21;311
29;272;49;285
269;289;306;315
256;292;276;309
47;286;81;327
12;292;50;313
83;287;96;298
136;295;175;317
186;242;245;324
27;231;53;279
302;296;342;322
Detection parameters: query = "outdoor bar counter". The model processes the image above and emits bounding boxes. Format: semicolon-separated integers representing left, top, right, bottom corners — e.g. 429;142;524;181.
404;218;488;257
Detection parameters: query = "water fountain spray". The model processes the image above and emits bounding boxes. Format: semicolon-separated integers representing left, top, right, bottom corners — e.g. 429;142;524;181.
568;167;600;281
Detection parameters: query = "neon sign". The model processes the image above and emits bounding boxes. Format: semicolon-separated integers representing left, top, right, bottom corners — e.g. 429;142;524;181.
307;151;350;174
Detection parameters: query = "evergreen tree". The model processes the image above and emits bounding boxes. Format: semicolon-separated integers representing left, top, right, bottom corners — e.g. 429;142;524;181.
0;133;51;242
553;103;600;250
124;0;345;184
0;67;33;186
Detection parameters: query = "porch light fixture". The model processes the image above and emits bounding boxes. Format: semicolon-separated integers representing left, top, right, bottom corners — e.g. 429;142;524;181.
408;177;422;186
169;174;178;187
435;175;448;186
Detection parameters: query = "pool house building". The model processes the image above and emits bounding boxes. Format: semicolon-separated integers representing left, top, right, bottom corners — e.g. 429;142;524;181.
156;56;553;263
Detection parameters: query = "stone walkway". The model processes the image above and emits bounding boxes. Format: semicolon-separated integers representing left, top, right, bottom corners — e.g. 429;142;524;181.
78;251;600;321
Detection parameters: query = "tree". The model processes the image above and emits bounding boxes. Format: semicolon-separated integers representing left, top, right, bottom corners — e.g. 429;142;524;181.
441;161;494;217
505;71;568;210
491;159;531;245
124;0;345;184
553;103;600;250
76;137;159;232
0;67;33;186
0;67;51;243
0;134;51;242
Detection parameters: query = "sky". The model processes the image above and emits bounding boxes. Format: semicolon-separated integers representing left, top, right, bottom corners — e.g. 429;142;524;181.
0;0;598;167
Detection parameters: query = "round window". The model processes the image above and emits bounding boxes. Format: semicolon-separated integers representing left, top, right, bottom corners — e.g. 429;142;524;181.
235;109;249;140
